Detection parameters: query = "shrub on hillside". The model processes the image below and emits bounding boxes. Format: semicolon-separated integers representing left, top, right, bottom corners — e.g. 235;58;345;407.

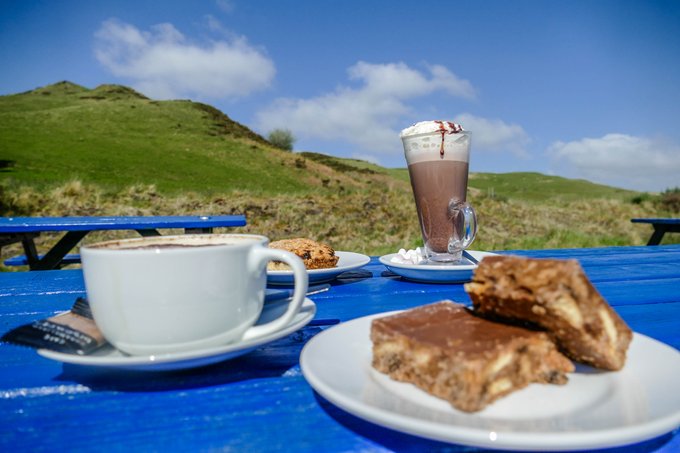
659;187;680;213
630;193;653;205
268;129;295;151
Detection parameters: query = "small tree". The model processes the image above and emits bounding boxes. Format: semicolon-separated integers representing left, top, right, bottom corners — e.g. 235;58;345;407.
659;187;680;213
267;128;295;151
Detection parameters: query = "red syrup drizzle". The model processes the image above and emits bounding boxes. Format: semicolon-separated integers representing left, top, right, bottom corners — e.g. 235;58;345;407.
434;121;463;158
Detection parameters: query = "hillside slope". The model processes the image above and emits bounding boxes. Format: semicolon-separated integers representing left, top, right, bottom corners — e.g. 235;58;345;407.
2;81;643;203
0;82;674;262
300;153;640;202
0;81;384;195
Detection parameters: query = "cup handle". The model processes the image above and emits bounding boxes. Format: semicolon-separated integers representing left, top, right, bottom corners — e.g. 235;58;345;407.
460;202;478;249
242;247;308;340
449;201;478;253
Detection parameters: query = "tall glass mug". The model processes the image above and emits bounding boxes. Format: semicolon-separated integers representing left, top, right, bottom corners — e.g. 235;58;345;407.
400;121;478;263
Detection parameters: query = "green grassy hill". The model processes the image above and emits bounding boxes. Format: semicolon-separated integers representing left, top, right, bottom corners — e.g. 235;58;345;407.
0;81;378;196
1;81;675;264
2;81;643;202
300;154;639;203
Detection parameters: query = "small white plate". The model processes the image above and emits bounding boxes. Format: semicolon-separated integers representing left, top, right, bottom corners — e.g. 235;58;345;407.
300;311;680;451
379;251;497;283
267;251;371;286
38;298;316;371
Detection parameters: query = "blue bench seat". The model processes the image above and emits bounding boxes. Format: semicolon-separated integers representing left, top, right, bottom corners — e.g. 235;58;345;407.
4;254;81;267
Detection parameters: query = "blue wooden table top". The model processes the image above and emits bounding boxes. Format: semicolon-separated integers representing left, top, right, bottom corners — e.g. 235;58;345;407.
1;245;679;452
631;218;680;225
0;215;247;233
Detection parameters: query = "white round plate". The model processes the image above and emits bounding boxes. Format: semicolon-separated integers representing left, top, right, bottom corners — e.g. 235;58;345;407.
300;311;680;451
379;251;497;283
38;298;316;371
267;251;371;286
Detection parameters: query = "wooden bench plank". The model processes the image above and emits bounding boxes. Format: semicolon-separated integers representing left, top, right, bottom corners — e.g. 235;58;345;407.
0;310;678;452
4;253;82;267
0;215;246;233
1;244;679;452
0;215;247;270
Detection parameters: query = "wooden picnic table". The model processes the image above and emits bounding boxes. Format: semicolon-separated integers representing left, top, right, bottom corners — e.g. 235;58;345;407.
0;215;246;270
631;218;680;245
1;245;679;451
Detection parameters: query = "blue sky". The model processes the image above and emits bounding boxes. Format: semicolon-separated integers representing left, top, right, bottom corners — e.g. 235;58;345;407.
1;0;679;192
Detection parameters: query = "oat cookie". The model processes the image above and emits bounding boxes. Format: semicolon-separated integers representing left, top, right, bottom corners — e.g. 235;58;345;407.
268;238;339;270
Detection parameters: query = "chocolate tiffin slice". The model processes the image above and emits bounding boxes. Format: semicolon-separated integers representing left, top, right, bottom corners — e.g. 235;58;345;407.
465;255;633;371
371;301;573;413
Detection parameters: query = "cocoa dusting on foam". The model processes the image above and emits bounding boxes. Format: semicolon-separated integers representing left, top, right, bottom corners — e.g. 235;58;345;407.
88;239;248;251
118;243;213;250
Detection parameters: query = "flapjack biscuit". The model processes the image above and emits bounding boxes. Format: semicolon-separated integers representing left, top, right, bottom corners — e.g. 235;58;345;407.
268;238;339;270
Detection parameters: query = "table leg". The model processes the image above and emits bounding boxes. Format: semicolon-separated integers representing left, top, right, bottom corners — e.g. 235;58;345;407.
20;234;41;268
647;223;680;245
29;230;88;270
647;226;666;246
1;233;37;249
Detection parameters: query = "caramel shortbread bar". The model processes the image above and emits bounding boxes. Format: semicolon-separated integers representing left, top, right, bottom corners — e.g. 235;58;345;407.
465;255;633;370
371;301;573;413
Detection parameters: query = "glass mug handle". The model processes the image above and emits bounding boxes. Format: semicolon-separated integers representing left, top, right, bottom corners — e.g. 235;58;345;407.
449;201;478;254
242;247;308;340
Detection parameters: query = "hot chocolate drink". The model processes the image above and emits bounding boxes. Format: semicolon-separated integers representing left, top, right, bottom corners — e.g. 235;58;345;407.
407;159;469;253
400;121;477;263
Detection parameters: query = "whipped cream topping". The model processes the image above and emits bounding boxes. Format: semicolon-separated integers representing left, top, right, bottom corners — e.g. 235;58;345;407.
400;120;464;138
400;120;469;163
391;248;425;265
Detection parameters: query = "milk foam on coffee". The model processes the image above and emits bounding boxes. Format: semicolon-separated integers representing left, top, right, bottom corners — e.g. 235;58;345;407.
88;234;259;250
400;121;469;164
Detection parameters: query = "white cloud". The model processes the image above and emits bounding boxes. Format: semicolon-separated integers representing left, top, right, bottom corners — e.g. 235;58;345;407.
216;0;235;13
256;61;476;158
548;133;680;191
94;19;275;100
454;113;530;157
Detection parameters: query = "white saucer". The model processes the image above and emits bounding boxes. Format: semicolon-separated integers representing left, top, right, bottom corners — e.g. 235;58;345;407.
379;251;497;283
267;251;371;286
300;311;680;451
38;298;316;371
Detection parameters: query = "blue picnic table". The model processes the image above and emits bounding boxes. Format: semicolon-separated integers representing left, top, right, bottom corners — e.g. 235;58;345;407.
632;218;680;245
0;215;246;270
1;245;679;451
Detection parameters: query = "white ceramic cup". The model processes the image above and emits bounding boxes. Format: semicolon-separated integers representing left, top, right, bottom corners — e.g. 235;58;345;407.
80;234;308;355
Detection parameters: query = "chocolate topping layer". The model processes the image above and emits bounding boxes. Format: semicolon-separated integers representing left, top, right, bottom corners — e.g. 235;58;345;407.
371;301;574;412
375;301;537;356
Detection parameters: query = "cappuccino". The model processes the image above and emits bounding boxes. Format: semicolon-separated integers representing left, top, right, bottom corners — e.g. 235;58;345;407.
80;234;308;355
88;235;257;250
